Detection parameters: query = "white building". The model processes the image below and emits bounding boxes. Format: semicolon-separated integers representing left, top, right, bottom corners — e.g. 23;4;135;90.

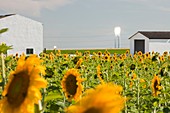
0;14;43;55
129;31;170;55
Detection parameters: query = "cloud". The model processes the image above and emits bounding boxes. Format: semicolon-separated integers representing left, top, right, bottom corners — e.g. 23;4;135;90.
0;0;75;16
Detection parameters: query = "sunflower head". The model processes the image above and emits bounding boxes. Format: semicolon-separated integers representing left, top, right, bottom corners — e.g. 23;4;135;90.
152;51;155;55
49;52;54;60
0;54;47;113
138;51;143;56
145;52;151;58
110;65;114;69
130;81;133;88
140;78;146;88
130;64;136;70
97;51;102;56
75;58;83;69
57;49;61;54
163;51;168;56
61;68;83;102
129;73;137;87
151;75;162;97
66;83;126;113
139;58;143;63
63;54;69;59
96;65;104;84
159;56;165;62
103;54;110;61
126;50;130;54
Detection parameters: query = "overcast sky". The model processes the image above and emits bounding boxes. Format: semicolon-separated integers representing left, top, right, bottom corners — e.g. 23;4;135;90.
1;0;170;49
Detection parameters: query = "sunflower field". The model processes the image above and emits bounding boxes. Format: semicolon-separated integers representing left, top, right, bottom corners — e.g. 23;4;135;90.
0;48;170;113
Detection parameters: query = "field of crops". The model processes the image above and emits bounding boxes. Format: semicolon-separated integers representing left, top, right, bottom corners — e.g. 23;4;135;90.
0;49;170;113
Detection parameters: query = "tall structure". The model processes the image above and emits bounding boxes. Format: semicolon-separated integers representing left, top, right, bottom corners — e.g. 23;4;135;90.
0;14;43;55
114;26;121;48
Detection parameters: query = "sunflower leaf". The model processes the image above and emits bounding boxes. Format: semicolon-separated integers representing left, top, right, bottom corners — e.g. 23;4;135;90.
0;28;8;34
44;92;63;102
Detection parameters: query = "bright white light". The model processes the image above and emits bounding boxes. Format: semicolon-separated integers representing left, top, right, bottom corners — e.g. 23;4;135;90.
114;26;121;37
54;46;57;49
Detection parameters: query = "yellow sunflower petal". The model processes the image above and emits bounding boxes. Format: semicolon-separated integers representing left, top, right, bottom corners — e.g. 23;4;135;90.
66;83;126;113
0;55;47;113
31;78;47;88
61;68;83;102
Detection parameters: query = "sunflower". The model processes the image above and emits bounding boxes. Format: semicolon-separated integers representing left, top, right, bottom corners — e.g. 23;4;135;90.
110;65;114;69
130;81;133;88
75;58;83;69
145;52;151;58
126;50;130;54
129;73;137;88
151;75;162;97
0;55;47;113
122;53;127;59
152;51;155;55
61;68;83;102
159;56;165;62
96;65;104;84
58;49;61;54
163;51;168;57
137;51;143;56
103;54;110;61
63;54;69;59
66;83;126;113
113;56;117;62
131;73;137;80
91;55;96;60
86;51;90;55
140;78;146;88
139;58;143;63
15;53;19;60
142;54;146;60
49;52;54;60
97;51;102;57
130;64;136;70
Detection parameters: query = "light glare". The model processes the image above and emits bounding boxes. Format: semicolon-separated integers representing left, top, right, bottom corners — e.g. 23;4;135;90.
114;27;121;37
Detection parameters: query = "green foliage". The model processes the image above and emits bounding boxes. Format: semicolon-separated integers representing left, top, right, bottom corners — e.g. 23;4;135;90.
0;28;13;54
0;43;13;54
1;50;170;112
0;28;8;34
45;48;129;54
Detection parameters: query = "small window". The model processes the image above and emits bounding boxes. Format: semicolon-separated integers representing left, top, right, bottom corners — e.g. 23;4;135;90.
26;48;34;54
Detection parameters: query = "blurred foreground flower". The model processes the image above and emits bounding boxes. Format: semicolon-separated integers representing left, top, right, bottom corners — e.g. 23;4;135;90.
66;83;126;113
0;55;47;113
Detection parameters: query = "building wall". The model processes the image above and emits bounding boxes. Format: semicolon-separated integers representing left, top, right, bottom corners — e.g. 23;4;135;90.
130;33;149;54
149;39;170;55
0;14;43;55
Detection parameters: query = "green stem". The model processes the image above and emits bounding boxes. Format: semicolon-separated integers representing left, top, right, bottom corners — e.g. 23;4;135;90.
123;68;127;113
164;80;167;106
137;77;140;110
124;77;127;113
1;53;6;91
154;107;157;113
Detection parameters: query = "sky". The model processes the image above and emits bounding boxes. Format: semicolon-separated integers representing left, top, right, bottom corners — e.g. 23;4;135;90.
1;0;170;49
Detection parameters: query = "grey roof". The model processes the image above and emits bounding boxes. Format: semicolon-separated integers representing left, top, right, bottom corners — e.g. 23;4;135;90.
129;31;170;39
0;14;15;19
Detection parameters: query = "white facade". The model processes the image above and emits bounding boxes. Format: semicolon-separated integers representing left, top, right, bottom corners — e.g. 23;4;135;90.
0;14;43;55
129;32;170;55
149;39;170;55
